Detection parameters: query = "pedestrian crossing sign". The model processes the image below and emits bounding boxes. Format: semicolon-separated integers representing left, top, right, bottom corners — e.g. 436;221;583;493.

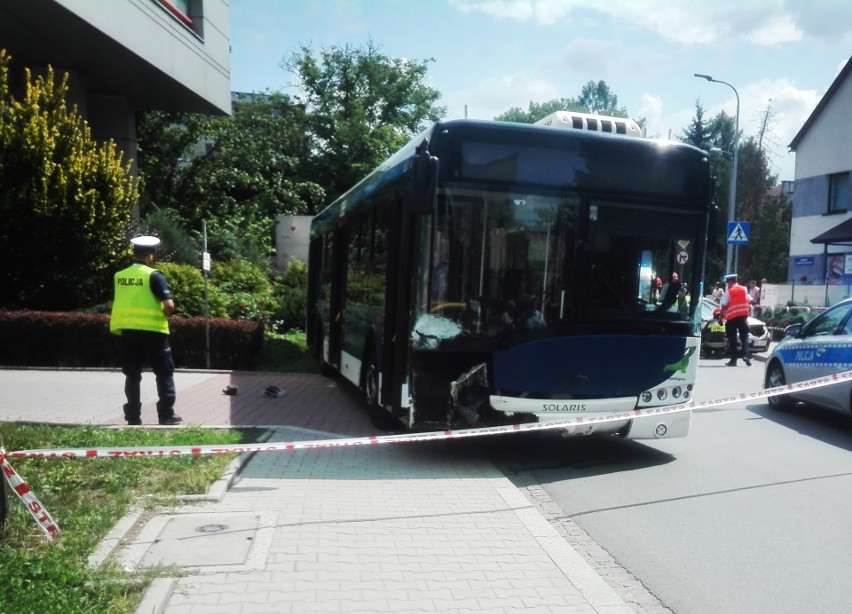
727;221;750;244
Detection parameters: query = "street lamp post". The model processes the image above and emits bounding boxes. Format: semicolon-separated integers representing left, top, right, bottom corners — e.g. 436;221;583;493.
694;73;740;274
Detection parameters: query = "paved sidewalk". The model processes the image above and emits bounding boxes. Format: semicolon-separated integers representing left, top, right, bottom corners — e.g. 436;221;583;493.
0;368;634;614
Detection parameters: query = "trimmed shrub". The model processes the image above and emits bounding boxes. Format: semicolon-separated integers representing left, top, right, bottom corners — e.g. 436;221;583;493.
210;257;276;321
0;311;263;370
272;258;308;331
157;262;229;318
0;310;117;367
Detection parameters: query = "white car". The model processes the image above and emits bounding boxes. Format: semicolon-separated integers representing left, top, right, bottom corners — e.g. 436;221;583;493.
763;297;852;417
699;298;770;355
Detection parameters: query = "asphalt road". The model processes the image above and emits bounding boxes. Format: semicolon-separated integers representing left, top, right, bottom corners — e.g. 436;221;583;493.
488;357;852;614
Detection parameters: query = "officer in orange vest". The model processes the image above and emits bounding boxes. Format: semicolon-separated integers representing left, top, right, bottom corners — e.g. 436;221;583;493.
720;272;752;367
110;236;182;425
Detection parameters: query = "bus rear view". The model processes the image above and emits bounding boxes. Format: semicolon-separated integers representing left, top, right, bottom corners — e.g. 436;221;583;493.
308;116;713;439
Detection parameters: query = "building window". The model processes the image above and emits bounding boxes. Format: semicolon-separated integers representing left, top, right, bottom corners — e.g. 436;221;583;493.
155;0;203;37
829;172;849;213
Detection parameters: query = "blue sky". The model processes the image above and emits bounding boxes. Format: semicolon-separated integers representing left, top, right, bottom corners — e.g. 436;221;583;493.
230;0;852;181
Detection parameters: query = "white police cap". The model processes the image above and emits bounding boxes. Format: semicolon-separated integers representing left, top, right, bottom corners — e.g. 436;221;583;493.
724;272;738;281
130;236;160;250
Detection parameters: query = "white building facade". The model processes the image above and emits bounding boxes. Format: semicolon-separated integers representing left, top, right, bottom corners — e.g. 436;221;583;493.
787;56;852;285
0;0;231;175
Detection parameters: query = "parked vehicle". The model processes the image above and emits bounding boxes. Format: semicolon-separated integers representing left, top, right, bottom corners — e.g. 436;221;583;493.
699;298;770;356
764;297;852;417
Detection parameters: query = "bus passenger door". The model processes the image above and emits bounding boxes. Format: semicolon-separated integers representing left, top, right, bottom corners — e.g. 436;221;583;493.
327;230;347;369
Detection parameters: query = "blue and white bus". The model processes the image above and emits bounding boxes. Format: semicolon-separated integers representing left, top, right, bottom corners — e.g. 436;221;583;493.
307;116;714;438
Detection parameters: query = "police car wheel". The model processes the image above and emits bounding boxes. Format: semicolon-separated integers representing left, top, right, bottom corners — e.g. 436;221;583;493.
765;362;793;410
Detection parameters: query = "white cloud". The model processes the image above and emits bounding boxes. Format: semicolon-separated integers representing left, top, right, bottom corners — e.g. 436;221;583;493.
745;13;803;46
443;73;561;120
639;93;663;123
448;0;534;21
447;0;817;46
545;38;622;79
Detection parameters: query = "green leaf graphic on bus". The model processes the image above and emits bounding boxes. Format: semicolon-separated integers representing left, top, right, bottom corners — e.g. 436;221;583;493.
663;347;696;374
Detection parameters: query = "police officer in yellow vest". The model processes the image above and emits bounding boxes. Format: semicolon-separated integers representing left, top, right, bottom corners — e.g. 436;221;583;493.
110;236;182;425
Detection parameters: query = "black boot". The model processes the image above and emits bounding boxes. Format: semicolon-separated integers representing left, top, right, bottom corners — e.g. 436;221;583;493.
123;403;142;426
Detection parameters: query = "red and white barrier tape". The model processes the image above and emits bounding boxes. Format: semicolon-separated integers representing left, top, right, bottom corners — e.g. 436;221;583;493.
3;369;851;541
0;450;60;541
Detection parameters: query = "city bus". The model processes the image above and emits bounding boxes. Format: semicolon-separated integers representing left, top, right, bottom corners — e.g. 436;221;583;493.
307;116;714;438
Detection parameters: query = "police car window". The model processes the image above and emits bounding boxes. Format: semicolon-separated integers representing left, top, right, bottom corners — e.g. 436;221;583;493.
809;304;852;336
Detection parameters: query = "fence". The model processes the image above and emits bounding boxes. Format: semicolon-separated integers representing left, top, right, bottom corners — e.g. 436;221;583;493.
761;282;852;310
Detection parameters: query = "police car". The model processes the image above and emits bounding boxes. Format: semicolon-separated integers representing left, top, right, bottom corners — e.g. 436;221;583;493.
764;297;852;417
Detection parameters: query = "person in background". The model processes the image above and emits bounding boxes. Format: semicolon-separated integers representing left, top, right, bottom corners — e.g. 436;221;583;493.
748;279;760;316
756;277;768;318
711;282;724;302
720;272;752;367
109;236;182;426
676;285;690;318
657;272;681;312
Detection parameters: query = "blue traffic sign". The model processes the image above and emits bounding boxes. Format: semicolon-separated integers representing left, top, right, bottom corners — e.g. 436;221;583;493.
727;221;750;245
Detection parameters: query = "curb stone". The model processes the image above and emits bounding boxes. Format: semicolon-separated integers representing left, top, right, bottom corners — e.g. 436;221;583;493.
134;578;175;614
85;430;274;614
509;471;674;614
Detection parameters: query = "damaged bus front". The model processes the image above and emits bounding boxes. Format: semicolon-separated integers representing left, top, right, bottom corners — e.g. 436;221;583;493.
308;118;713;439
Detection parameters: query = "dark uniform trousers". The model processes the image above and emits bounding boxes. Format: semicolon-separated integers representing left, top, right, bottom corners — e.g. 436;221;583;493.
726;315;751;362
120;329;176;421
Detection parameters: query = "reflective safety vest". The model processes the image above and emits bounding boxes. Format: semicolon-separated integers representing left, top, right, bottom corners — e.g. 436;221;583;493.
110;263;169;335
723;284;750;320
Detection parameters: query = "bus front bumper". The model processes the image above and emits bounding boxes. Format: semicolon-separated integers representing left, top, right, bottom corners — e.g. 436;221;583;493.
489;395;691;439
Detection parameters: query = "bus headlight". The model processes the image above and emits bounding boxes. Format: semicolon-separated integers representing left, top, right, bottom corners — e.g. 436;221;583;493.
657;389;667;401
641;391;653;403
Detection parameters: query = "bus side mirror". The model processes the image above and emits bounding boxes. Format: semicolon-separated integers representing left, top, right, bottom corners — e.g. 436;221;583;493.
409;149;439;214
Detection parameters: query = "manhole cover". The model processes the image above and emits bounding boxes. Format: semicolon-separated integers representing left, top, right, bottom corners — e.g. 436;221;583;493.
122;512;275;571
196;523;228;533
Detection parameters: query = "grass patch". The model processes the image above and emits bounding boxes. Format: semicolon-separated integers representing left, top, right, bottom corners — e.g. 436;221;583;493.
0;424;261;613
256;329;318;373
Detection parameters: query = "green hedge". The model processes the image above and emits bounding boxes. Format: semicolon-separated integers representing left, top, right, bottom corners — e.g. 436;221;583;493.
0;311;264;370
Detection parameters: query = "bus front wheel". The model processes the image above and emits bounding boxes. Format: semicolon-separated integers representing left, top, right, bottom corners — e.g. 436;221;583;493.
363;349;398;431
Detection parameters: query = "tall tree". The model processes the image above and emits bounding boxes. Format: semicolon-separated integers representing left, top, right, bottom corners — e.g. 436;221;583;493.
733;136;778;280
756;99;779;156
681;104;744;283
578;80;626;116
137;93;324;262
0;50;137;309
680;100;712;151
749;192;791;283
495;81;630;125
495;98;584;123
282;39;445;202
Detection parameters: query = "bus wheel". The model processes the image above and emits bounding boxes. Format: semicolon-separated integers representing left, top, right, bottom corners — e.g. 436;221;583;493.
364;351;397;431
765;361;793;410
364;356;379;408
